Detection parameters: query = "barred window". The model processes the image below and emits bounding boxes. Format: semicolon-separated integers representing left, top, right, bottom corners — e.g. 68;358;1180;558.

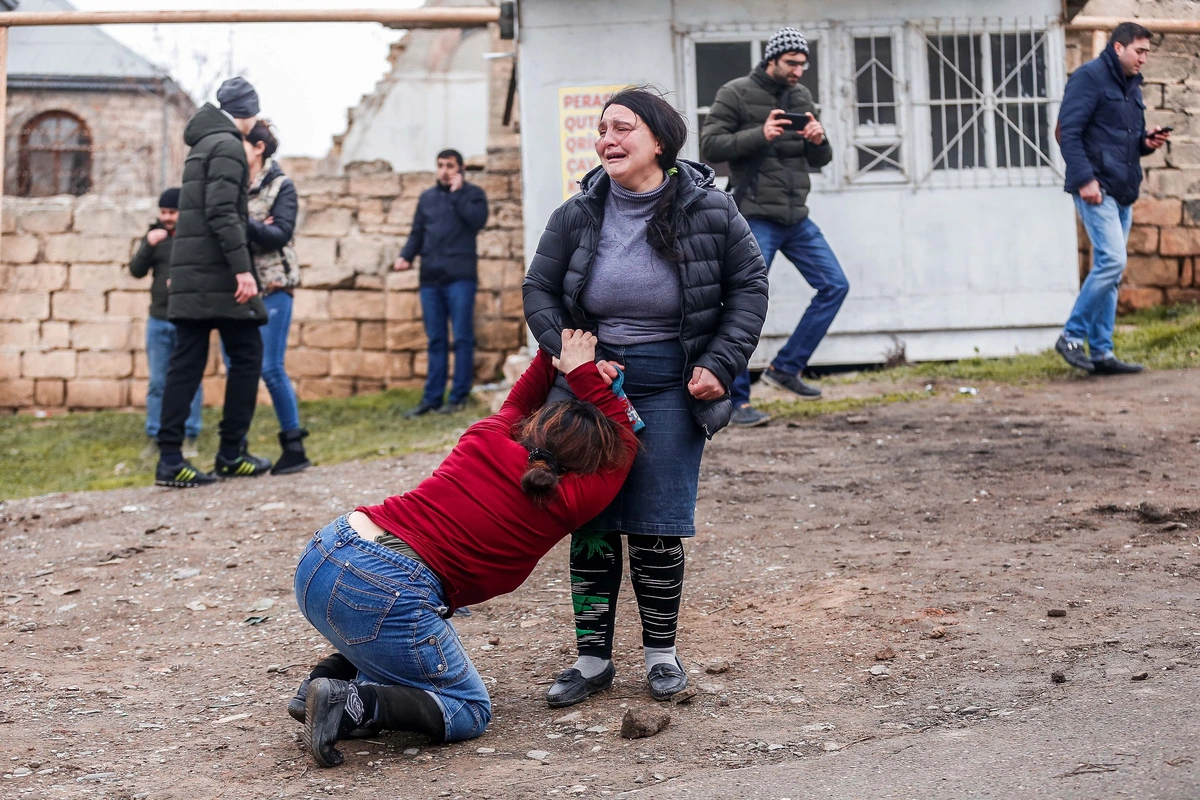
18;111;92;197
851;35;903;177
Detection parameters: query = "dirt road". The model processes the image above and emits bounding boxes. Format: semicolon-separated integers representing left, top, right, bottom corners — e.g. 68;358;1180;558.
2;371;1198;799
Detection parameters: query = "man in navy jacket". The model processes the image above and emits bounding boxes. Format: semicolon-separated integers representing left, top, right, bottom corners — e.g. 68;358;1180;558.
393;149;489;415
1056;22;1169;375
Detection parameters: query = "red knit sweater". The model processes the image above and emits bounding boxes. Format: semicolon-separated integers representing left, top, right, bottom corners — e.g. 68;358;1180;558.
358;350;636;609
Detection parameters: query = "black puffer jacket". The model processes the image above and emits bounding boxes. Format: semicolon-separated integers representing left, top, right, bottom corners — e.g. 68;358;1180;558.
523;160;768;437
168;103;265;324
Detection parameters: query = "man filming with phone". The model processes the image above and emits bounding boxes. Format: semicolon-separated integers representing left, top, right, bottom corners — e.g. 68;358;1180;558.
701;27;848;427
1055;21;1169;375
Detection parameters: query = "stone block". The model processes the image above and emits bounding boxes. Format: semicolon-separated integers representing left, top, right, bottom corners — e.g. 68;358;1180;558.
349;172;402;197
385;197;419;227
2;235;40;264
329;290;386;320
355;274;384;290
486;147;522;173
40;321;70;348
34;379;64;407
0;293;51;321
477;258;507;291
52;292;107;322
338;236;393;273
0;379;34;407
477;230;511;259
413;351;427;378
474;350;504;381
70;264;146;292
67;379;127;409
297;377;354;400
107;291;150;319
73;198;151;234
1160;227;1200;256
491;201;523;230
360;322;385;350
1166;287;1200;305
385;268;419;291
0;322;39;348
476;318;524;350
355;379;385;395
1;199;16;234
400;173;436;198
1126;226;1159;256
71;321;131;350
285;348;331;377
386;352;413;380
16;202;73;234
129;379;147;408
1118;286;1164;312
294;175;348;197
134;351;149;379
386;321;427;351
0;351;17;380
44;235;134;264
301;262;357;289
295;235;338;268
9;264;68;293
77;351;133;379
1147;168;1200;197
292;288;330;320
473;173;510;201
1166;142;1200;170
330;349;388;379
302;320;358;349
301;207;353;237
345;159;393;176
386;289;419;320
202;376;226;405
22;349;75;378
500;287;525;319
357;198;387;229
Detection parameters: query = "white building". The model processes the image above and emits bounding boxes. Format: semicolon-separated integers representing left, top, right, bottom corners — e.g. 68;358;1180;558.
514;0;1080;365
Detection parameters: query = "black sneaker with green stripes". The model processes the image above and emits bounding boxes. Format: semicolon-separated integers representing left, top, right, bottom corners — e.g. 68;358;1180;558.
214;451;272;479
155;459;217;488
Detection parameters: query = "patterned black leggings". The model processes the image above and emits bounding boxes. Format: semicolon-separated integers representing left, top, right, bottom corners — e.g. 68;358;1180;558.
570;531;685;659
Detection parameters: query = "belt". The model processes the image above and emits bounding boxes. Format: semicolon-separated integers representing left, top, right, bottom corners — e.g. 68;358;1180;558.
348;522;453;619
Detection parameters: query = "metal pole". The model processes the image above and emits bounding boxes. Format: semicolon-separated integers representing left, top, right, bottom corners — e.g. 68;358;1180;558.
0;8;500;27
1068;16;1200;35
0;26;8;263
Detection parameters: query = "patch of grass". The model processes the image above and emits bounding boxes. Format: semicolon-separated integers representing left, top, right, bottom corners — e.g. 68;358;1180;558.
840;305;1200;385
758;391;926;421
0;387;483;501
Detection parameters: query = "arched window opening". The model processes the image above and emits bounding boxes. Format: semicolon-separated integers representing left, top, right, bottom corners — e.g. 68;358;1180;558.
18;111;93;197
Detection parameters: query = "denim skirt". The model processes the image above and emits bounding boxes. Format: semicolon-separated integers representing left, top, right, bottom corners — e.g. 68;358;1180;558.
549;339;706;537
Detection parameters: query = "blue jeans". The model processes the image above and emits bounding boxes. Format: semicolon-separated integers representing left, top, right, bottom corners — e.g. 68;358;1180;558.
293;516;492;742
145;316;202;439
730;217;849;407
1063;195;1133;361
420;280;476;408
221;291;301;432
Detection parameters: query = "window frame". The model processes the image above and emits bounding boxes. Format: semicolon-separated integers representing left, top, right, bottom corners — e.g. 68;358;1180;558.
842;25;910;185
17;110;93;198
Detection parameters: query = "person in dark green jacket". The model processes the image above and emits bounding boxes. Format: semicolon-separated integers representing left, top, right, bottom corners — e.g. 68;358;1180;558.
128;187;202;459
700;26;848;426
155;77;272;488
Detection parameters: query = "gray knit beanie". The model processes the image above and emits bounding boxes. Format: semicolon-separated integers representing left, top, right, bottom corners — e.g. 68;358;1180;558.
217;77;260;119
763;27;810;63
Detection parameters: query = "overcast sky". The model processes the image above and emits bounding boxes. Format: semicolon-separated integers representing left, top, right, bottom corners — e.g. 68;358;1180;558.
71;0;418;157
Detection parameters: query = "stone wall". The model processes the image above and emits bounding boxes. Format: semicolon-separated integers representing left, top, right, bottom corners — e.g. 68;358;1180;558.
0;146;526;412
1067;4;1200;310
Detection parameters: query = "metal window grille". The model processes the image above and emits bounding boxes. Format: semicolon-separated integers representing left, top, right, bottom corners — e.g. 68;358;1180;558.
850;35;904;178
18;111;93;197
917;19;1060;185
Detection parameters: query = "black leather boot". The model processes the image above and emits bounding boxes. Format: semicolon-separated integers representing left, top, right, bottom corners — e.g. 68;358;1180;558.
272;428;312;475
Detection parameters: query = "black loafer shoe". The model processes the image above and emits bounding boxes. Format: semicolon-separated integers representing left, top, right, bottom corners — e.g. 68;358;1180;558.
1055;336;1095;372
404;403;439;419
546;662;615;708
1092;356;1144;375
761;367;822;399
648;656;689;701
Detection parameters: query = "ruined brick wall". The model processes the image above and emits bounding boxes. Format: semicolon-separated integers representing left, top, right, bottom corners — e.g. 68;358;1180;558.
1067;2;1200;310
0;147;526;412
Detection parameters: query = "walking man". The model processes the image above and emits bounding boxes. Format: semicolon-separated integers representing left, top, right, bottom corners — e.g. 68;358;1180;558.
393;149;489;417
128;186;203;460
155;77;272;487
700;26;848;427
1056;22;1169;375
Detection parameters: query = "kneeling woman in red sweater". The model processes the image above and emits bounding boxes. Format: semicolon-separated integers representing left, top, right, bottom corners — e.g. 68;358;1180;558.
291;330;636;767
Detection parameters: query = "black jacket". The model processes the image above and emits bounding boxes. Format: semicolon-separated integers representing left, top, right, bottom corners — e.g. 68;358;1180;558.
247;158;297;249
699;66;833;226
399;181;489;285
128;223;174;320
1059;46;1153;206
523;160;769;437
168;103;266;323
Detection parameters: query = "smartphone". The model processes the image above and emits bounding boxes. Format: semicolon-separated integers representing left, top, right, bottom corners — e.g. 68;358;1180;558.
1156;126;1174;135
779;112;812;128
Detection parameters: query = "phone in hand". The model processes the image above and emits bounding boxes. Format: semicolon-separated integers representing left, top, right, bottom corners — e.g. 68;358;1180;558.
1155;126;1174;136
779;112;812;129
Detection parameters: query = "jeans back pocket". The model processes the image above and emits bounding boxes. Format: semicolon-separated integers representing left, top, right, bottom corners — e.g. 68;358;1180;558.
326;567;399;646
415;622;471;686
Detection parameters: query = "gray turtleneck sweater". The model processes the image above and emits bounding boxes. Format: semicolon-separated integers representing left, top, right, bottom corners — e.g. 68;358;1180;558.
579;175;683;345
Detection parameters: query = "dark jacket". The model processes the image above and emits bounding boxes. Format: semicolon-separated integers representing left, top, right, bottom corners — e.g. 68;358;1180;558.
167;103;265;323
247;158;297;249
523;160;769;437
1059;46;1153;207
399;181;489;285
699;66;833;226
128;222;173;320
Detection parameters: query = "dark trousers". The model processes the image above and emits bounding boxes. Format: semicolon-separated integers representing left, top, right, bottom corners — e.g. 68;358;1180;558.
419;280;476;407
158;319;262;458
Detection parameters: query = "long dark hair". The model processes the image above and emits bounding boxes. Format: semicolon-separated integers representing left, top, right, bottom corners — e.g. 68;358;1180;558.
516;399;631;506
601;87;689;263
246;119;279;159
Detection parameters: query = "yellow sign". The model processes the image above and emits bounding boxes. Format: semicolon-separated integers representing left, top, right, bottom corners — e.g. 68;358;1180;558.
558;84;627;200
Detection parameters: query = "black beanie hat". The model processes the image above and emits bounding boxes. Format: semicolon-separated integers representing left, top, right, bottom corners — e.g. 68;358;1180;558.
158;187;181;209
217;77;260;119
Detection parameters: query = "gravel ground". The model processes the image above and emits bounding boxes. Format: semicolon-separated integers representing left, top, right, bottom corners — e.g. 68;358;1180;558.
2;370;1199;799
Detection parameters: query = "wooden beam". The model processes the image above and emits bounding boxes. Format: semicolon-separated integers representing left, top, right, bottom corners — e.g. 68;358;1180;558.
1068;16;1200;35
0;7;500;28
0;26;7;260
